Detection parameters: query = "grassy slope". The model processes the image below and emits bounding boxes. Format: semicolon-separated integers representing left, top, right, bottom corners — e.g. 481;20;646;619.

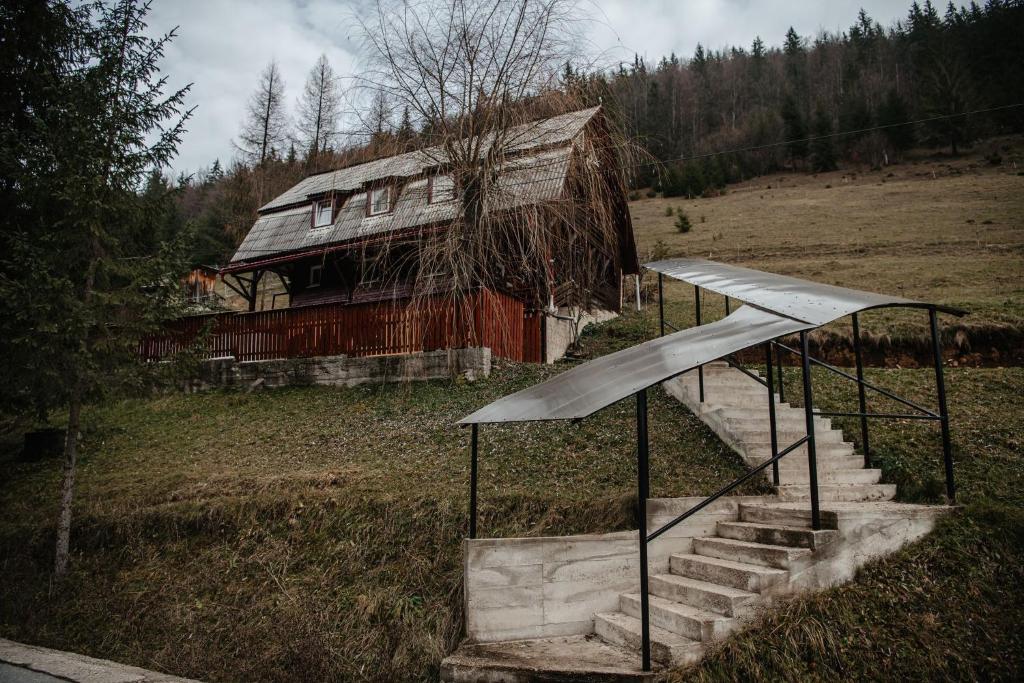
2;148;1023;680
631;143;1024;341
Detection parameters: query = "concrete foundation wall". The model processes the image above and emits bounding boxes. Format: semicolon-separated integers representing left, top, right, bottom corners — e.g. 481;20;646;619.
464;497;765;643
183;347;491;392
544;308;618;364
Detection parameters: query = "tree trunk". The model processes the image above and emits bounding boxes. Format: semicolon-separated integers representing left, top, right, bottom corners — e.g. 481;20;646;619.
54;390;82;577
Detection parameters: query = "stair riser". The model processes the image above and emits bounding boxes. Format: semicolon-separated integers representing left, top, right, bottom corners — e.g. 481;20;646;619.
620;595;733;642
778;485;897;502
648;576;753;618
670;555;786;593
594;615;702;667
693;538;807;570
716;522;838;550
739;505;840;530
731;430;845;444
771;470;882;485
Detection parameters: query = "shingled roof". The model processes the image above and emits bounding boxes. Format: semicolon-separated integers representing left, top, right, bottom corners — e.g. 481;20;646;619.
228;107;603;268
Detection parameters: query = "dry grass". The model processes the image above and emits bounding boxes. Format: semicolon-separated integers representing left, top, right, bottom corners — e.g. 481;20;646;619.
631;141;1024;340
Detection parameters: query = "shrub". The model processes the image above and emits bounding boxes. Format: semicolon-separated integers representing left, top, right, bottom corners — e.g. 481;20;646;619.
675;212;692;234
645;189;657;198
628;190;640;201
664;206;674;217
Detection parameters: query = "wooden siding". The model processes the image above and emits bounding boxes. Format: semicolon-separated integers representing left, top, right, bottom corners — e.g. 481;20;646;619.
142;288;542;363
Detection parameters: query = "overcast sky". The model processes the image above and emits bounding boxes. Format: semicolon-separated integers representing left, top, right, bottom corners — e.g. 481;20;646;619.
148;0;913;176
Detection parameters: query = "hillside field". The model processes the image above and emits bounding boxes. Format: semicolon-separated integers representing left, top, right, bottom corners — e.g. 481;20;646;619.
1;149;1023;681
631;142;1024;356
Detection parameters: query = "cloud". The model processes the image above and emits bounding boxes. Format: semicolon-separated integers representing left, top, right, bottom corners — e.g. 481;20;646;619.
149;0;911;176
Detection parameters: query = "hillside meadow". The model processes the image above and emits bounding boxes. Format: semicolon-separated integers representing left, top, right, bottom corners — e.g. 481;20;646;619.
2;148;1024;681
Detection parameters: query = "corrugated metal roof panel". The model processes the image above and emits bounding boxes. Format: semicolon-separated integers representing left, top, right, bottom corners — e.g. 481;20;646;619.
258;106;599;213
459;305;813;424
645;258;966;325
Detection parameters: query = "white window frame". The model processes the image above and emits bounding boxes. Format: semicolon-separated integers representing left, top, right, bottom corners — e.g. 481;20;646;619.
369;186;391;216
309;264;323;288
313;199;334;228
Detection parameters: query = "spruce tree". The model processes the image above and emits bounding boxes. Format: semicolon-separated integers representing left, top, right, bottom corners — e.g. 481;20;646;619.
0;0;192;576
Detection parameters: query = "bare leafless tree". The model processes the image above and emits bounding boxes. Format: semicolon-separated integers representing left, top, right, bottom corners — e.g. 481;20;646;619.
358;0;635;343
296;54;342;166
238;60;289;164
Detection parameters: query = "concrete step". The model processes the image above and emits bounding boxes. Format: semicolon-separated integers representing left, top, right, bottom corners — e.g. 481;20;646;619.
744;441;857;459
716;521;839;550
772;469;882;486
648;574;757;618
693;536;812;570
714;412;833;431
620;593;737;642
594;611;704;666
763;457;870;473
739;504;840;530
730;428;845;444
777;483;897;502
670;553;789;593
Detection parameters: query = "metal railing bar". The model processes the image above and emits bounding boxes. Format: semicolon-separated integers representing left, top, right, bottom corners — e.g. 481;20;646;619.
813;410;942;421
646;436;810;543
772;341;940;418
664;321;680;332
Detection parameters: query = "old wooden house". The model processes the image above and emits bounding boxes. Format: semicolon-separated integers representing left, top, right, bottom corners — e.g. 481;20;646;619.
151;107;637;365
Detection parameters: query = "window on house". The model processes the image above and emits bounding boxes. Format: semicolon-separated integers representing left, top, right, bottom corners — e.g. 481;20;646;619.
313;199;334;228
309;264;323;288
369;186;391;215
428;175;455;204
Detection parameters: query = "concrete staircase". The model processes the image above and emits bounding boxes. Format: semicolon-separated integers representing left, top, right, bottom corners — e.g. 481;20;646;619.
593;502;840;667
664;361;896;503
590;362;899;667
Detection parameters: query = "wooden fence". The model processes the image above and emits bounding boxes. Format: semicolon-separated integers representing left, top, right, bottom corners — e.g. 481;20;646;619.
142;289;542;363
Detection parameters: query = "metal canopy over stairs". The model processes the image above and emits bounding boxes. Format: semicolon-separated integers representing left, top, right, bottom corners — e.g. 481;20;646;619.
445;259;963;679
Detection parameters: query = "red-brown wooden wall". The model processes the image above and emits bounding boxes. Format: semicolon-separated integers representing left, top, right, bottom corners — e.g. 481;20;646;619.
142;289;543;364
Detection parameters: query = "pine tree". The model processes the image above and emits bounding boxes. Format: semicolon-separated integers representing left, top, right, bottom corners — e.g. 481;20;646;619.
810;108;837;172
0;0;192;576
239;61;289;164
781;95;809;166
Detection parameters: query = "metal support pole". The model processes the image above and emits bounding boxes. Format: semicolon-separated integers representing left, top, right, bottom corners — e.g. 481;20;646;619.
469;424;479;539
725;295;731;316
695;286;704;402
658;273;665;337
800;332;821;530
765;344;780;486
851;313;871;468
929;309;956;503
776;342;785;403
635;274;642;312
635;389;652;672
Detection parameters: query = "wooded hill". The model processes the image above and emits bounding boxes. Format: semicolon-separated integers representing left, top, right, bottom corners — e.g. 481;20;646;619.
170;0;1024;267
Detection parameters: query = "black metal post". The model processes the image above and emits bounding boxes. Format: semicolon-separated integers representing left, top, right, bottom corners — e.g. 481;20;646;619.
851;313;871;468
776;342;785;403
695;286;704;402
929;309;956;503
635;389;652;672
725;295;731;316
658;273;665;337
469;424;479;539
765;344;780;486
799;332;821;530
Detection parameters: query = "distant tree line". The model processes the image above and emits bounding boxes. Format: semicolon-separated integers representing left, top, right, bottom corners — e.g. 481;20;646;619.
565;0;1024;195
171;0;1024;267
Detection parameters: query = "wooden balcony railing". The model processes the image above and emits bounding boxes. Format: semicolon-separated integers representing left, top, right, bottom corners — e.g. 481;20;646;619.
141;288;542;363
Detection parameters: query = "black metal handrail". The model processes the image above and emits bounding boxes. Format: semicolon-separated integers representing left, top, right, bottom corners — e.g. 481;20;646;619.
772;340;940;419
647;435;809;543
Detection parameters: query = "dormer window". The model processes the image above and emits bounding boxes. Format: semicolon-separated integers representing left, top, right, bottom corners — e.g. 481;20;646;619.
309;264;323;288
313;199;334;228
428;175;455;204
369;186;391;216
